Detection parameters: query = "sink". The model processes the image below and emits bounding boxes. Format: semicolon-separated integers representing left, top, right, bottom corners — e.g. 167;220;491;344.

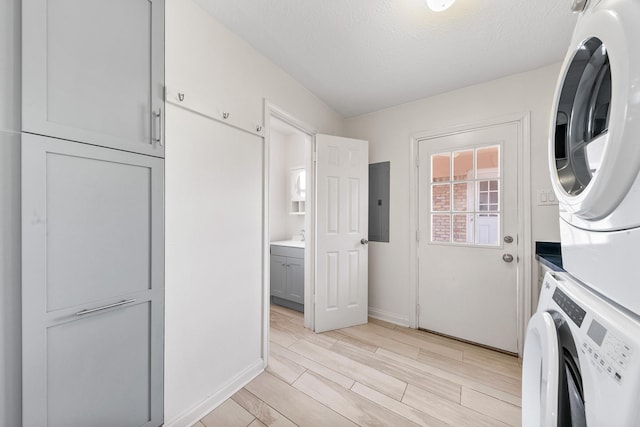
271;240;305;248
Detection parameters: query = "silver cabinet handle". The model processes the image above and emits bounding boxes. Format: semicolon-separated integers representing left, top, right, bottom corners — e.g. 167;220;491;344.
153;109;163;146
75;299;136;316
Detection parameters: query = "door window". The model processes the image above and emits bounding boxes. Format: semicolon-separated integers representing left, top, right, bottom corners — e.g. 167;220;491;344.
430;145;501;246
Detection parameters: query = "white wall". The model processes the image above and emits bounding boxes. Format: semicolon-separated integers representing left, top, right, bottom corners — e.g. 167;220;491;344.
0;0;21;425
164;0;343;425
344;64;563;325
269;130;306;242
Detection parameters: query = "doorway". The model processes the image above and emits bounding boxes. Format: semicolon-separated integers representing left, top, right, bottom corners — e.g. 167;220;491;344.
413;118;530;355
267;115;314;328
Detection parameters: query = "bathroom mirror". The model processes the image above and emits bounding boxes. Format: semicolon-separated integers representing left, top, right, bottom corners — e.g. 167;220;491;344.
290;167;306;214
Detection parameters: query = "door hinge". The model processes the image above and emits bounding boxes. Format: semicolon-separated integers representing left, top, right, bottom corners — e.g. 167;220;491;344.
415;156;420;168
416;230;420;242
313;148;317;163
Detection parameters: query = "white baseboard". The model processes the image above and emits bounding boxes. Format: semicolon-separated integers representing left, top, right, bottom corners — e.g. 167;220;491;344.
164;359;264;427
368;307;410;328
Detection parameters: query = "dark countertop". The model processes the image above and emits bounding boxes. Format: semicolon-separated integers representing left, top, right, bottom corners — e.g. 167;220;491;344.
535;241;564;272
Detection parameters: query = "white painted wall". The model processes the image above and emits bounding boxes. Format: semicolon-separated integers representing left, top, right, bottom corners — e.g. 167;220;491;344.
269;130;306;242
344;64;563;325
164;0;343;425
0;0;21;425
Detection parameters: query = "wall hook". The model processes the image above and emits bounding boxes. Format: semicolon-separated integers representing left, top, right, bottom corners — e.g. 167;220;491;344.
256;125;263;132
222;112;230;119
177;93;185;102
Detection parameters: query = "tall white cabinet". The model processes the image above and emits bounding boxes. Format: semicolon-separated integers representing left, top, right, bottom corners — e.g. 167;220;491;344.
21;1;165;426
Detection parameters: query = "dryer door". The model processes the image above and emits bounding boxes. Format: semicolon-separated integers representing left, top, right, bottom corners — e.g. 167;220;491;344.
550;1;640;224
522;312;559;427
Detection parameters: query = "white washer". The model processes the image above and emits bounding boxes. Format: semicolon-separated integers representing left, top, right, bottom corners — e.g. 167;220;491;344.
549;0;640;315
523;272;640;426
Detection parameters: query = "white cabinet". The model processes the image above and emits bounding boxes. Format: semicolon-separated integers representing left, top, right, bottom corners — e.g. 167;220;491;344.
270;245;304;312
21;134;165;427
22;0;165;157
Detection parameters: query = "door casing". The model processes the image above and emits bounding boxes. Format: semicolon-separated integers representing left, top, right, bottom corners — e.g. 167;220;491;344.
263;101;317;367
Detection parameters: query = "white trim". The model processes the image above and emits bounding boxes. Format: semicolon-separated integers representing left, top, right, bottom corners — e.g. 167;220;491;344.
164;360;263;427
409;112;532;356
368;307;411;328
262;100;318;368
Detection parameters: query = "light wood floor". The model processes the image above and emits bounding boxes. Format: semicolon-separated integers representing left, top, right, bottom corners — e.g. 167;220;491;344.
197;305;522;427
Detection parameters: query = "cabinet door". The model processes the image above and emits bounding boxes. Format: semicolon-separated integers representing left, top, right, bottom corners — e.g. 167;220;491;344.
270;255;287;299
287;257;304;305
22;134;164;427
22;0;165;157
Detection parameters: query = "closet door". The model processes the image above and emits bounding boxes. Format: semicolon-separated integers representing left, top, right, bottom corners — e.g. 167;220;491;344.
22;134;164;427
22;0;165;157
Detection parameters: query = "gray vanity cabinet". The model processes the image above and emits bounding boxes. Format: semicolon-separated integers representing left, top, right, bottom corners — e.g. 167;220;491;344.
21;134;165;427
270;245;304;312
22;0;165;157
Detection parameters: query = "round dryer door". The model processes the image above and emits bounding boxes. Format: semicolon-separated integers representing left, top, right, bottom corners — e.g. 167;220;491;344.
550;1;640;223
522;312;559;427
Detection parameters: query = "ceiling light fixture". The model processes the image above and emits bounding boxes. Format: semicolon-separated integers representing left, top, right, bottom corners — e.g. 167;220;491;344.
426;0;456;12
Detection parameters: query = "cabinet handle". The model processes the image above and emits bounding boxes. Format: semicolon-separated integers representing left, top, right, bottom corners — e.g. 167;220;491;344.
153;109;163;146
75;299;136;316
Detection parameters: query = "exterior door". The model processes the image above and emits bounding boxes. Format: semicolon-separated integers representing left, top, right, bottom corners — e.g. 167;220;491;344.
22;0;165;157
315;135;369;333
418;123;519;352
22;134;164;427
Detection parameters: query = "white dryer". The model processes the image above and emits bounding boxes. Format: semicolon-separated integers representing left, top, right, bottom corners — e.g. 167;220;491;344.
550;0;640;314
523;272;640;426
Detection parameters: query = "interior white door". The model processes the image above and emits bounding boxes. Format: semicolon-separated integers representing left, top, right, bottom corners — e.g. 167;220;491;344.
315;134;369;333
418;123;519;353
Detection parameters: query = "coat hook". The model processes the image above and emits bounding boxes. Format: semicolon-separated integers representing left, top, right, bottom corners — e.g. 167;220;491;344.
256;125;263;132
177;93;185;102
222;112;230;119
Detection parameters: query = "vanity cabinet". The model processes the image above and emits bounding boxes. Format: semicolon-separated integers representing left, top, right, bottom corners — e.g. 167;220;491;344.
270;245;304;312
22;0;165;157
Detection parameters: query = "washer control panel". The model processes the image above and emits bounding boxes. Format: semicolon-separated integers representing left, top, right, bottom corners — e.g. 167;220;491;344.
581;318;633;385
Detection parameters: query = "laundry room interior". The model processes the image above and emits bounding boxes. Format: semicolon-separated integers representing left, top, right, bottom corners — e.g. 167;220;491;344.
1;0;637;426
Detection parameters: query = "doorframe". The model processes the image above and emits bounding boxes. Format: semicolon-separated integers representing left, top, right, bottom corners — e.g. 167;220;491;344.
262;100;317;367
408;113;532;356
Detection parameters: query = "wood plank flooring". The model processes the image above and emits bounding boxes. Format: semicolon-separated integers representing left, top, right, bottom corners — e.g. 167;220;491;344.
199;305;522;427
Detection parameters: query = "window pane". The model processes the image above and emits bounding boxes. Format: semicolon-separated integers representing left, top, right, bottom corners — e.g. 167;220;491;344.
477;146;500;179
489;192;498;204
432;214;451;242
453;182;473;212
475;214;499;245
432;153;450;182
453;214;474;243
489;180;498;191
453;150;473;181
431;184;451;212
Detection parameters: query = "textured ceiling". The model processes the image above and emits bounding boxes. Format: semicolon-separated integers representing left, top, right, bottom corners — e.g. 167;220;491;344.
193;0;578;117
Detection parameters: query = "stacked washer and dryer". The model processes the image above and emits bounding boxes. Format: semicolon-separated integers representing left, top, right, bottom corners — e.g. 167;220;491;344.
523;0;640;425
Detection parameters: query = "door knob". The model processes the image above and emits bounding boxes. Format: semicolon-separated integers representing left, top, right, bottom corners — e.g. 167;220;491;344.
502;253;514;263
504;235;514;244
360;238;369;245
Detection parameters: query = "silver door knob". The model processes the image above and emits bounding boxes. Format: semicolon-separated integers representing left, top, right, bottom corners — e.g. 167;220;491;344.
361;238;369;245
502;253;514;263
504;235;514;244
